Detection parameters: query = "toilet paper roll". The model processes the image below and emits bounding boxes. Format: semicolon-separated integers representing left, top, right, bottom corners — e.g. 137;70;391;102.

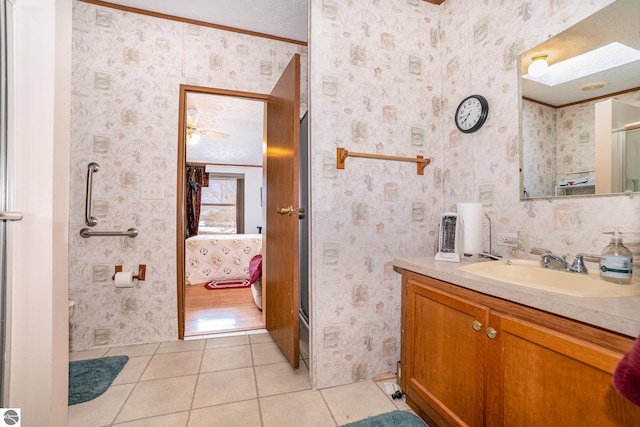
114;271;136;288
456;202;483;255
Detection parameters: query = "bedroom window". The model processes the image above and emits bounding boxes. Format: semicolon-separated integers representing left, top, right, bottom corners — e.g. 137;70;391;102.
200;173;245;234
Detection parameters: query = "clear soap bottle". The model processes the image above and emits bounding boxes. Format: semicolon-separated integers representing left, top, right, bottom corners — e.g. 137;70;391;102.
600;230;633;284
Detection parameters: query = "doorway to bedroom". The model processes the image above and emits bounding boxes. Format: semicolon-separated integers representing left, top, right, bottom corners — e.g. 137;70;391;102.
178;87;268;337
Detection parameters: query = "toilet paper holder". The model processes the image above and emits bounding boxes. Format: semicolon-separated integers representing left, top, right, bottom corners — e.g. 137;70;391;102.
112;264;146;281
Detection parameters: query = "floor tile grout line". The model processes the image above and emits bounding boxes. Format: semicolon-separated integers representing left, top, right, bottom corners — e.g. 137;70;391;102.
109;409;190;426
318;388;340;427
106;345;139;426
186;345;209;425
109;373;201;425
249;339;266;426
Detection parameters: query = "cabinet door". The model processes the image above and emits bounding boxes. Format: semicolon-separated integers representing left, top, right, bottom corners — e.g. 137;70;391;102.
404;276;490;427
486;312;640;427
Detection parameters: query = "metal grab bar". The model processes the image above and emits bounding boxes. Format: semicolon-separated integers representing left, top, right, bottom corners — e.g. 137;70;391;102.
84;162;100;226
80;227;138;238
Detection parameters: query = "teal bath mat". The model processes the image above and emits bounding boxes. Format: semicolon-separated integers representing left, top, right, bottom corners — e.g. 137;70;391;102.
68;355;129;405
341;410;428;427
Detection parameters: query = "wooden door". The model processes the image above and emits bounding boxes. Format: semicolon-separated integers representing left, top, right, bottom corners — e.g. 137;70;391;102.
486;312;640;427
265;54;301;369
403;274;489;427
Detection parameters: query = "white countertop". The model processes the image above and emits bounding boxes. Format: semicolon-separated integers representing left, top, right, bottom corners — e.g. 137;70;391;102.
393;256;640;339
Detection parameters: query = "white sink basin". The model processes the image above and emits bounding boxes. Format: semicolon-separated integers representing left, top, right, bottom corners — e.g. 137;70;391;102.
458;259;640;297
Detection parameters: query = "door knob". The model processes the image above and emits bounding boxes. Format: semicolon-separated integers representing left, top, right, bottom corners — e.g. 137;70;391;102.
472;320;482;331
277;205;305;216
486;327;497;339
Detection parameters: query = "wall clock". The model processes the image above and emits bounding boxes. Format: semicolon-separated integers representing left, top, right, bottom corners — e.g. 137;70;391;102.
455;95;489;133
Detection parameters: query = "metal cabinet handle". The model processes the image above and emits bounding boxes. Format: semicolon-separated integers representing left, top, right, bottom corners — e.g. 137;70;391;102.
472;320;482;331
486;327;497;339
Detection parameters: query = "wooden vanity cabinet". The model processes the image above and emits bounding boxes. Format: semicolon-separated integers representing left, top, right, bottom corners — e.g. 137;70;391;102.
399;271;640;427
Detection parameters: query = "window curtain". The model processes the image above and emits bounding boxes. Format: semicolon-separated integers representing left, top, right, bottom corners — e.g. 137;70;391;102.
186;165;209;238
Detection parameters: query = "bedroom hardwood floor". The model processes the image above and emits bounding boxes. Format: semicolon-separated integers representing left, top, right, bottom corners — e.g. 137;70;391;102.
185;283;264;336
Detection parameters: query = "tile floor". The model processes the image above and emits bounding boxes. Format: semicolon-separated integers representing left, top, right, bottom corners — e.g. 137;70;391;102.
68;330;412;426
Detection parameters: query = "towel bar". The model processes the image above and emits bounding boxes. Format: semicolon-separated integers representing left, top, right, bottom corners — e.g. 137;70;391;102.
336;147;431;175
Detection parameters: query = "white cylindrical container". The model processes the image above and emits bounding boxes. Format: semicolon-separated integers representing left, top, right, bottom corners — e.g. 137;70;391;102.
456;202;483;256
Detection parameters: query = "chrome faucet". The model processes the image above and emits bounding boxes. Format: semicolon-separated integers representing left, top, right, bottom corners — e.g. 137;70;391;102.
530;248;599;274
537;249;571;271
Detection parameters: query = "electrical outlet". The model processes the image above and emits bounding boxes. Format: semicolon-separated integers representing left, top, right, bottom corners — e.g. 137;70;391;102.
140;183;163;200
497;232;519;247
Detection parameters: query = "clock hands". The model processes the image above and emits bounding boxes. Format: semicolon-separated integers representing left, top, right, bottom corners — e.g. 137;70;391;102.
455;95;488;133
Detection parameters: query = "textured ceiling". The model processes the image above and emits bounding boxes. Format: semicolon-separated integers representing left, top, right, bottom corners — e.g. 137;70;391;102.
186;93;265;166
521;0;640;107
98;0;308;42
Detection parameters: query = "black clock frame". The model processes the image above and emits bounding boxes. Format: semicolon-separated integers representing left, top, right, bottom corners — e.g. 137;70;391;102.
455;94;489;133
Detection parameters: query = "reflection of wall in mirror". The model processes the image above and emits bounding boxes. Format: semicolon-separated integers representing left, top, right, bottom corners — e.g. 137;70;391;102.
522;100;556;197
522;88;640;198
595;99;640;194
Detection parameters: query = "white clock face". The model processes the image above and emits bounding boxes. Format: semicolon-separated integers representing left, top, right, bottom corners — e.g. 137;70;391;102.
456;97;483;131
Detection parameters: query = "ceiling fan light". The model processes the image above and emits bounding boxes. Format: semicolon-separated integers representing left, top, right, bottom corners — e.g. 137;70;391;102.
528;55;549;77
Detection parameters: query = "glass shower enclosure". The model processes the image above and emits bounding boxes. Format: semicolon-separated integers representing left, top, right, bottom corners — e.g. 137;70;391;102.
0;0;22;406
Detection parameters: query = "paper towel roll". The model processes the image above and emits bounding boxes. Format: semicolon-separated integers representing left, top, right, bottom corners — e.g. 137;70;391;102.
114;271;136;288
457;202;483;255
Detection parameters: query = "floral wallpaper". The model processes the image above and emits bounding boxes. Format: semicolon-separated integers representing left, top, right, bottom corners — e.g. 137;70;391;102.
68;0;306;351
69;0;640;393
308;0;444;389
308;0;640;390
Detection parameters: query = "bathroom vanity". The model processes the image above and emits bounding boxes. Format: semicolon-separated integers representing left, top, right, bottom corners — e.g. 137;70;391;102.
394;257;640;427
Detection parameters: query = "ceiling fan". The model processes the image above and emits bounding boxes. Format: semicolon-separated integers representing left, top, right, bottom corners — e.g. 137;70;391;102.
186;109;230;143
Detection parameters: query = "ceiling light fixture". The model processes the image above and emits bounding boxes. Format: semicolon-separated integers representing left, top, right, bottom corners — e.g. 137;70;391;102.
187;131;200;145
579;81;608;91
528;54;549;78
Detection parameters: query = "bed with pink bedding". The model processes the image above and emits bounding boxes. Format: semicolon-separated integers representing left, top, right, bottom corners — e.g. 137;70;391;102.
185;234;262;285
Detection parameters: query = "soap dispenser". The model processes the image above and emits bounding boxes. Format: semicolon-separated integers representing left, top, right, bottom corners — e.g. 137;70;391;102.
600;230;633;284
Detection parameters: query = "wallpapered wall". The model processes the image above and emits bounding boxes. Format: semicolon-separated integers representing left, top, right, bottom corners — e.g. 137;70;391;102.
308;0;444;389
308;0;640;390
68;0;306;351
69;0;640;392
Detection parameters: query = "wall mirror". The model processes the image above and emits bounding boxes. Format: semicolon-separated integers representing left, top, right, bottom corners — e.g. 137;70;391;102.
519;0;640;200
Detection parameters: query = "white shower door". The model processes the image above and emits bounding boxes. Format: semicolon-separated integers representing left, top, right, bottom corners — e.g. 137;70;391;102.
0;0;22;405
